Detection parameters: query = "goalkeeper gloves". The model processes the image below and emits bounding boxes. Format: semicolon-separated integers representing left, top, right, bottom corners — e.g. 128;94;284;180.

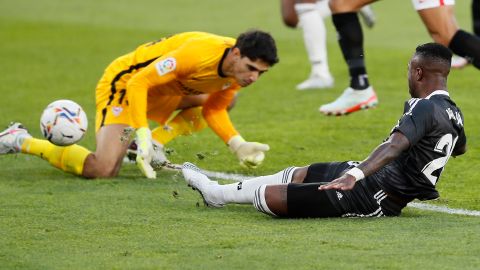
135;127;157;179
228;135;269;168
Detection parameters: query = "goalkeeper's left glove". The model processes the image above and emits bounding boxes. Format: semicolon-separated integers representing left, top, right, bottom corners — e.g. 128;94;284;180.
135;127;157;179
228;135;270;168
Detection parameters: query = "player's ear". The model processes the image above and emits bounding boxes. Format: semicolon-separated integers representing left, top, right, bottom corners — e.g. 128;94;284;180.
416;67;423;81
231;47;241;58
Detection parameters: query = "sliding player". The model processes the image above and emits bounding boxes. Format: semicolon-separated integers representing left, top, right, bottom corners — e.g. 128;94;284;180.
183;43;466;218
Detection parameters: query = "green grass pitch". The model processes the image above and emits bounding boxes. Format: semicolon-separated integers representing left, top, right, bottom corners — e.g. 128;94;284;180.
1;0;479;269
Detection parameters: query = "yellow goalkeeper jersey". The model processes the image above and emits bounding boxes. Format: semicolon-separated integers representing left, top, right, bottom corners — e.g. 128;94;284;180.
96;31;242;142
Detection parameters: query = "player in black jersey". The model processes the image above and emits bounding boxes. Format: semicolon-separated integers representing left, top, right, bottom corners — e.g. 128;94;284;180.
182;43;467;218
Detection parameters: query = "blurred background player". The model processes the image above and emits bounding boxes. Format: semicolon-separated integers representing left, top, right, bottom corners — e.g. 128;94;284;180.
475;0;480;36
319;0;480;116
280;0;376;90
0;30;278;179
451;0;480;68
182;43;466;218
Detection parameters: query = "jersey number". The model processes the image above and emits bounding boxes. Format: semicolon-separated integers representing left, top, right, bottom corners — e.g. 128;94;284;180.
421;133;458;185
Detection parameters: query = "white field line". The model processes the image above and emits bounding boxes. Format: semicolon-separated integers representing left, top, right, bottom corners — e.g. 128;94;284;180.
408;202;480;217
173;165;480;217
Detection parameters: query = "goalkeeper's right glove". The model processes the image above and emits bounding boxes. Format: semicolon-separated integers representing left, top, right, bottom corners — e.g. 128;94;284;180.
135;127;157;179
228;135;270;168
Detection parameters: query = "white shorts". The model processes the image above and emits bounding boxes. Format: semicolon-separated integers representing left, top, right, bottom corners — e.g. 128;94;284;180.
412;0;455;11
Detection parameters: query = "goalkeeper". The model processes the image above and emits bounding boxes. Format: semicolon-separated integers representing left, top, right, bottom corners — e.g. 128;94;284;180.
0;30;278;179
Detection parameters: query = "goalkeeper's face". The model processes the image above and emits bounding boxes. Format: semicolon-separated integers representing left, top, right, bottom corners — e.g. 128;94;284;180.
231;52;270;87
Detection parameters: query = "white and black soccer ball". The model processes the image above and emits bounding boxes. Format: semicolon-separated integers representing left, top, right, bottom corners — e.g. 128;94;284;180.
40;99;88;146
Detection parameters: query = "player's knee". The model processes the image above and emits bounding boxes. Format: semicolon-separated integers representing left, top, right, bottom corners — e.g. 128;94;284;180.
430;32;453;46
330;0;371;13
427;25;458;46
329;0;355;13
253;184;288;217
282;15;298;28
83;166;119;179
291;167;308;183
253;184;278;216
82;154;121;179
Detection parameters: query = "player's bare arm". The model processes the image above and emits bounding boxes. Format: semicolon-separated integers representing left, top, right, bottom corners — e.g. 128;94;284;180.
319;132;410;190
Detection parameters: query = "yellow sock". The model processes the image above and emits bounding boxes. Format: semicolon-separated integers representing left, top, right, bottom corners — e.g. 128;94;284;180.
152;107;207;145
21;138;91;176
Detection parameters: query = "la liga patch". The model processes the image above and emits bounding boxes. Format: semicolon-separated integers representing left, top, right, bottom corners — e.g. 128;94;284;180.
155;57;177;75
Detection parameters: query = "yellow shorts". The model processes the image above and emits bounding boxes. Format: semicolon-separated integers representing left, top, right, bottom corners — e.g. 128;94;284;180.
95;56;182;132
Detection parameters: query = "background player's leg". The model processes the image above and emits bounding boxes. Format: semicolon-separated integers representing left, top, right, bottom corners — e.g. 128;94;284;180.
82;124;130;178
281;0;299;28
295;0;334;90
319;13;377;114
474;0;480;36
319;0;378;115
331;12;368;90
418;5;480;69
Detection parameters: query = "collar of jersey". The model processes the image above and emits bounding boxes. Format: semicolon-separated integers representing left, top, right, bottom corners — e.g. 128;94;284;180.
217;48;231;78
425;90;449;99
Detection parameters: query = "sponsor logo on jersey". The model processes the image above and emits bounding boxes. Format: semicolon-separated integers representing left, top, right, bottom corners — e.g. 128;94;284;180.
155;57;176;75
336;191;343;200
112;106;123;117
237;182;243;190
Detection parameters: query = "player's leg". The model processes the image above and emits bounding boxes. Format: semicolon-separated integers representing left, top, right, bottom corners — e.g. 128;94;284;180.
182;161;351;207
152;93;238;145
145;94;236;167
255;183;344;217
416;2;480;69
0;122;94;178
182;162;304;207
358;5;376;28
319;0;378;115
255;161;361;217
127;94;237;168
295;0;334;90
281;0;299;28
474;0;480;36
258;176;405;218
151;94;237;145
82;124;130;178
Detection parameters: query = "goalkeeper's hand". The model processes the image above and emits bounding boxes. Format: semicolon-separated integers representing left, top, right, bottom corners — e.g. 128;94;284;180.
228;135;270;168
135;127;157;179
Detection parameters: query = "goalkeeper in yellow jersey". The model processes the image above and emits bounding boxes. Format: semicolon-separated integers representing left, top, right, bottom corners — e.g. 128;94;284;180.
0;30;279;179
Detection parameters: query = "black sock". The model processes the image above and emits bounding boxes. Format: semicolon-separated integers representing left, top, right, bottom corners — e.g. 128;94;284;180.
473;0;480;36
332;12;369;90
449;30;480;69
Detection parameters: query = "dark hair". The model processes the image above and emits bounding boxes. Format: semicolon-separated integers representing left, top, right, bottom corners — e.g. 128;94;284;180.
415;43;452;65
234;30;279;66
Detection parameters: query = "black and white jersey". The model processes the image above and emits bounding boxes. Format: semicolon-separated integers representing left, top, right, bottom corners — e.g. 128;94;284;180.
377;90;466;200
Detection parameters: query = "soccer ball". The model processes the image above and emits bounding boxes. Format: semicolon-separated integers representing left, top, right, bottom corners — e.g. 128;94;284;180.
40;100;88;146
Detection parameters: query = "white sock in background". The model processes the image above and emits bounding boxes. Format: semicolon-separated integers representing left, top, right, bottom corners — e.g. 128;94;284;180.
295;3;331;79
315;0;331;19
